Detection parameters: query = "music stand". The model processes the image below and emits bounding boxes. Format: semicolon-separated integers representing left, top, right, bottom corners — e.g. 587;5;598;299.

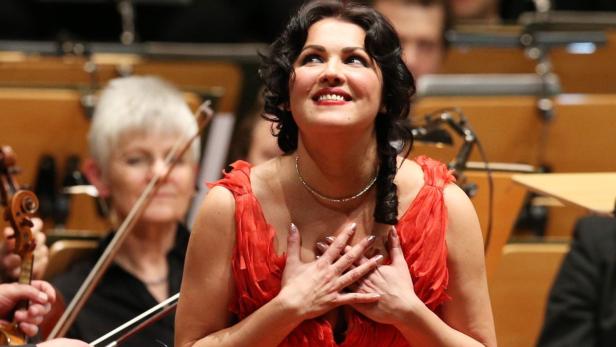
416;73;561;97
512;172;616;216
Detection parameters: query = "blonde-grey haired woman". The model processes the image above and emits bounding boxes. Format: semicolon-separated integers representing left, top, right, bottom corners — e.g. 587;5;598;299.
52;75;200;347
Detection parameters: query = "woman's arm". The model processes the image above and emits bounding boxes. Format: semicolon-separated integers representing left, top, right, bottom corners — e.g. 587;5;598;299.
349;184;496;346
176;186;294;347
175;186;381;347
395;184;496;346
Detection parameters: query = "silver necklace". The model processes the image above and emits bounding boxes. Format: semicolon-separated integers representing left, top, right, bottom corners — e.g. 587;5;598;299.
295;155;378;204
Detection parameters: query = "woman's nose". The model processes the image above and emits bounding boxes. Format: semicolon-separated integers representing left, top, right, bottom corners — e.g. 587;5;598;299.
319;59;345;85
149;159;169;179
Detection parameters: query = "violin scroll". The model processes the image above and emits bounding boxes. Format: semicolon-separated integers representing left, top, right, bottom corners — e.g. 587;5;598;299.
5;190;39;258
0;145;40;344
1;146;39;271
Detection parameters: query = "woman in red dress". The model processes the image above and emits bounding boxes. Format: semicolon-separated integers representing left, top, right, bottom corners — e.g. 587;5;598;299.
176;1;496;346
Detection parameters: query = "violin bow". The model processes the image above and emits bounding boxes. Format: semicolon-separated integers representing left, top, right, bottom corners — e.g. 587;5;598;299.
89;293;179;347
47;101;213;339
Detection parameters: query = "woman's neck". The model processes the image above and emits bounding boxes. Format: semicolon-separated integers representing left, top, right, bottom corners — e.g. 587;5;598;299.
115;221;177;272
296;129;378;202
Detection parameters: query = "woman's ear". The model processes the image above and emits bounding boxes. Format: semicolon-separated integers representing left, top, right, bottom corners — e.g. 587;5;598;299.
83;158;110;198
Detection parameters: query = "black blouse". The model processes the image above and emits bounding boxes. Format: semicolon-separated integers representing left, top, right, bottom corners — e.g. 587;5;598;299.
51;224;189;347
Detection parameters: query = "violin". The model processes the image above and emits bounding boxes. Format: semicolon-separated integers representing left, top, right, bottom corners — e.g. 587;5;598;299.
0;146;40;345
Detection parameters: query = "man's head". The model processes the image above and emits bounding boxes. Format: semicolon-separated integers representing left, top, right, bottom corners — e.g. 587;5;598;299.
450;0;499;23
374;0;450;80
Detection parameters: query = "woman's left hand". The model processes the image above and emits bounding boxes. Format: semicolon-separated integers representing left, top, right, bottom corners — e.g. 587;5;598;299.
321;227;422;326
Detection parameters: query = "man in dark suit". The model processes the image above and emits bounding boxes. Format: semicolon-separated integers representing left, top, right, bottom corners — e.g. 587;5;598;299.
538;215;616;347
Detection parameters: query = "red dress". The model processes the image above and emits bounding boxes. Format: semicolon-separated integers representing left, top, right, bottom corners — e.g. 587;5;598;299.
209;156;454;346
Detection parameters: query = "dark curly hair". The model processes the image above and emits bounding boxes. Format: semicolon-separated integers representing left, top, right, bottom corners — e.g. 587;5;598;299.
260;0;415;225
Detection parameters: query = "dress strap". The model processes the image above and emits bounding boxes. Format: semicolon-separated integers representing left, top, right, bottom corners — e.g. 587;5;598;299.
206;160;253;196
415;155;456;189
397;155;454;311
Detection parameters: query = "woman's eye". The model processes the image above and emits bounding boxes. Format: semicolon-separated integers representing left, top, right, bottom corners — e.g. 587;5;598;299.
125;155;149;166
300;54;322;65
346;55;368;66
170;154;188;165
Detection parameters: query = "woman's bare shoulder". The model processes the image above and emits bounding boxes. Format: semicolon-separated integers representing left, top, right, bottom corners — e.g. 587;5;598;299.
394;156;426;213
250;156;287;200
250;157;281;182
395;156;425;190
193;185;237;236
443;183;481;237
202;185;236;211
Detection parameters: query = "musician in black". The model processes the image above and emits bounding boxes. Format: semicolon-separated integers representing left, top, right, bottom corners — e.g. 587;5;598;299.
52;76;199;347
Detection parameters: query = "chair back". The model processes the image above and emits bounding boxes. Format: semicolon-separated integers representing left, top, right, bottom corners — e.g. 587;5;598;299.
44;239;99;280
489;242;569;347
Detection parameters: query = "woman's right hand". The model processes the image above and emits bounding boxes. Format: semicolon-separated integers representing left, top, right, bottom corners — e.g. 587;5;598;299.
276;223;383;320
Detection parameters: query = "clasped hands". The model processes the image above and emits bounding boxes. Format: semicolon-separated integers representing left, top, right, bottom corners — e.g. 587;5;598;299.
278;222;421;326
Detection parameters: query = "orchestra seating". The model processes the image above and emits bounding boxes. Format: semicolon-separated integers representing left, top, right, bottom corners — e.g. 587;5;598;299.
489;242;569;347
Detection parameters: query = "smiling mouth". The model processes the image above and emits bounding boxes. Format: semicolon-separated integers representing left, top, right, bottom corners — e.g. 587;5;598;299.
312;93;353;105
317;94;347;102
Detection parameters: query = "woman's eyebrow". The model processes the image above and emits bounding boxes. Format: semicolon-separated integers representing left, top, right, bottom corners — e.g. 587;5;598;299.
341;46;367;54
300;44;325;53
301;45;367;54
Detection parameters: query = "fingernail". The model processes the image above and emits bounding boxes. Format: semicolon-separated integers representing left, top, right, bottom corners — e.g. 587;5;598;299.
372;254;384;263
316;242;327;251
290;223;298;234
349;223;357;233
390;226;398;239
325;236;335;243
367;235;376;243
38;293;48;302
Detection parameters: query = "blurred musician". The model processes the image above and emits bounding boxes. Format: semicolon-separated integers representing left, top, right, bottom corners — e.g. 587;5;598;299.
51;76;199;347
373;0;451;80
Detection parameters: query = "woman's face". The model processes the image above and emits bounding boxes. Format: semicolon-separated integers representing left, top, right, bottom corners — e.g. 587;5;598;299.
289;17;384;134
104;132;196;224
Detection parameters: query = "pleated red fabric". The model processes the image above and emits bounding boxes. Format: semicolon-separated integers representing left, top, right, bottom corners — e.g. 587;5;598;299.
208;156;454;346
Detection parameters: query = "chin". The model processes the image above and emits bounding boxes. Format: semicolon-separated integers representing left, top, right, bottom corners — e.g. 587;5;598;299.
307;117;373;133
141;207;186;224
